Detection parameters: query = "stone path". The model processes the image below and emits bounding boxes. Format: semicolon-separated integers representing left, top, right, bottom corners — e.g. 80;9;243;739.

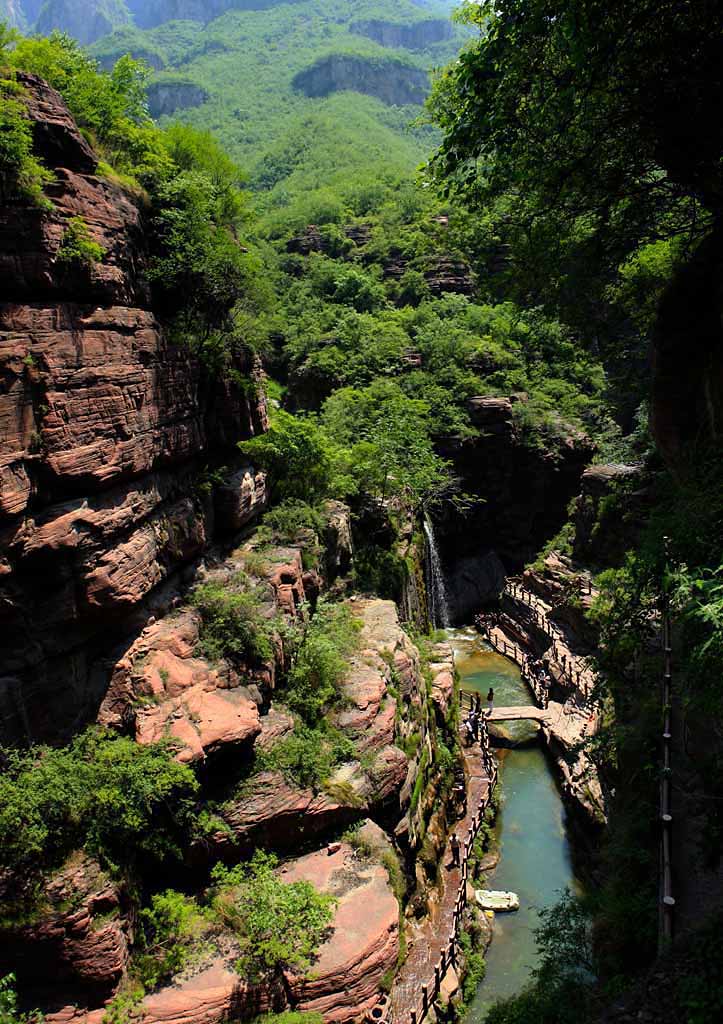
389;744;493;1024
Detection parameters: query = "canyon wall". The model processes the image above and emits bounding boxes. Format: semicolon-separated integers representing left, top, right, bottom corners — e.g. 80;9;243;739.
0;74;269;744
293;55;430;107
436;397;593;622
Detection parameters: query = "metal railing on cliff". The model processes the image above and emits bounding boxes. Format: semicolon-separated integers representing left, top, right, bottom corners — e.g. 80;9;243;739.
659;540;675;949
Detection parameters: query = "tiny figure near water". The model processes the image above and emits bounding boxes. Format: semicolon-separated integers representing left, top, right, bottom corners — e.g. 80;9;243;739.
486;687;495;717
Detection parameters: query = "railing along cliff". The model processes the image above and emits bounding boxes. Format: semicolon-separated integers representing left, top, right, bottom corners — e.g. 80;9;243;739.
386;719;498;1024
659;542;675;949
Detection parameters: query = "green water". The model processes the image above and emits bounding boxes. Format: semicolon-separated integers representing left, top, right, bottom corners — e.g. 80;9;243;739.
450;630;581;1019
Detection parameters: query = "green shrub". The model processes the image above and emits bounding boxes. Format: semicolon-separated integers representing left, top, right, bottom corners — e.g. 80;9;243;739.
0;728;198;885
284;601;360;724
212;851;335;981
56;216;105;266
136;890;212;991
255;1014;323;1024
263;499;326;544
100;982;144;1024
459;926;486;1004
0;974;42;1024
257;724;356;791
192;579;274;665
0;85;53;204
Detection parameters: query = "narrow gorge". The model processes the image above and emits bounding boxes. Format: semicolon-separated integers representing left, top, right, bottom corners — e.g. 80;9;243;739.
1;4;723;1024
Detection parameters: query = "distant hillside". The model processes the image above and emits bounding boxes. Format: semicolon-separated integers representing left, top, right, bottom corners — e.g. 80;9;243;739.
1;1;466;225
89;1;466;226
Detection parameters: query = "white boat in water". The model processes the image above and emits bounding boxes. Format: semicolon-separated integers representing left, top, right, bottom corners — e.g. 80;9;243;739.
475;889;520;912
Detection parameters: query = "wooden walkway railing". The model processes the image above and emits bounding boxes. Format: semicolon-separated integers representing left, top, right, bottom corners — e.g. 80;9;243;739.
473;622;550;710
501;579;591;692
386;720;498;1024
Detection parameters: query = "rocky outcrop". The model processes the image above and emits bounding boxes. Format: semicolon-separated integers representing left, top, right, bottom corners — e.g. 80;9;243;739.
35;0;132;46
436;396;593;622
0;854;130;1010
0;75;268;743
651;227;723;467
351;18;453;51
147;80;209;119
572;463;648;567
108;843;397;1024
322;500;353;583
215;599;422;852
424;255;475;296
293;55;429;107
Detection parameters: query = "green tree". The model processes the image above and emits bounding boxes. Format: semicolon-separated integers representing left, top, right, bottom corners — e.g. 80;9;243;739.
0;974;41;1024
0;729;198;881
431;0;723;247
238;409;345;502
322;379;453;511
212;851;335;981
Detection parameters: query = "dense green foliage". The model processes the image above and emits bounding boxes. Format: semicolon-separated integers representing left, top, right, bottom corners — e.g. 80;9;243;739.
0;57;54;202
284;600;360;724
192;576;276;665
0;729;198;884
212;851;335;980
135;890;212;991
256;724;357;791
1;28;265;356
0;975;41;1024
87;1;462;220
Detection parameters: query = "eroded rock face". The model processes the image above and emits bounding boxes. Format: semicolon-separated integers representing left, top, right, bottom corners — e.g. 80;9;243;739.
0;854;130;1010
436;396;594;622
351;18;453;51
147;80;209;118
0;75;268;743
573;463;648;567
99;843;397;1024
216;599;423;852
293;55;429;107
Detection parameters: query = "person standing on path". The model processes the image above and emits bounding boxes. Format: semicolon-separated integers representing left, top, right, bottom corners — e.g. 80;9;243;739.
450;832;461;867
486;687;494;717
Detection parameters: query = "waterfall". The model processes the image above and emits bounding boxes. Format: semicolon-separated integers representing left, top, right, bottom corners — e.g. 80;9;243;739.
423;514;451;629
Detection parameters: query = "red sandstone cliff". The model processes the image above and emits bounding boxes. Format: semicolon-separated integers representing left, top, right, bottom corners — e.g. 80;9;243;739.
0;74;269;743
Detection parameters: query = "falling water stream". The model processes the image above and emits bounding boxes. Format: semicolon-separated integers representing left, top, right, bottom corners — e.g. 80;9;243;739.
448;629;583;1019
423;515;451;629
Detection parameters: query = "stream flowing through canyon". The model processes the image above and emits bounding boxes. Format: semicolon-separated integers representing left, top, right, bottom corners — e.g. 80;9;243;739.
449;629;584;1018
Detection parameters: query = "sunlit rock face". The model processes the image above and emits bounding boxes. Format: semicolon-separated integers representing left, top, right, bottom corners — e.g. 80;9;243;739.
35;0;133;45
147;79;209;117
293;54;430;107
0;74;269;743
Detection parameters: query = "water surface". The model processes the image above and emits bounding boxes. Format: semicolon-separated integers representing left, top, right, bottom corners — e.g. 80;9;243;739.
449;630;581;1018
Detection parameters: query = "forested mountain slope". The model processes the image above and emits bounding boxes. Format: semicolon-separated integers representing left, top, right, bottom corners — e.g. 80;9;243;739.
2;3;723;1024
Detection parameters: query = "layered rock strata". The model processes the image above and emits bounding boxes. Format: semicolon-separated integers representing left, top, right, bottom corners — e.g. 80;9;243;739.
0;74;269;743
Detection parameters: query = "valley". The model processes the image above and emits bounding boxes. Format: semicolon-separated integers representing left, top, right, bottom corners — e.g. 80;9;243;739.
1;3;723;1024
